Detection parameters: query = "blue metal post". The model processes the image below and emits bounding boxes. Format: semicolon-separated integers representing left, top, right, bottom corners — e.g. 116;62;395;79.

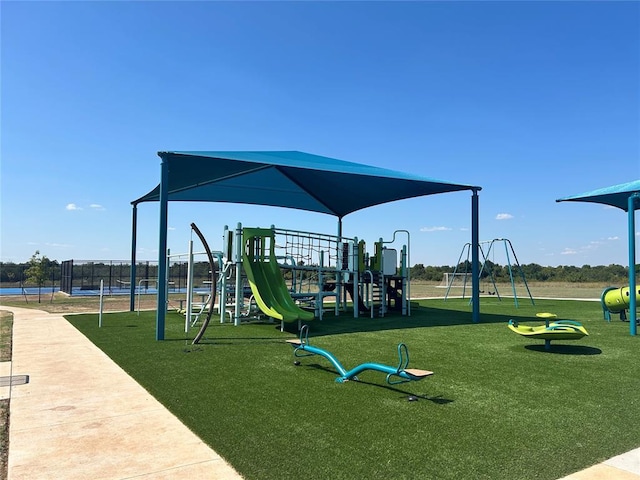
472;189;480;323
156;157;169;341
628;194;637;335
129;204;137;312
337;217;343;314
504;239;519;308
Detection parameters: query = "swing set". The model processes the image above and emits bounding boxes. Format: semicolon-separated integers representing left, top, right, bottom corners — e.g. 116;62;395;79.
444;238;534;307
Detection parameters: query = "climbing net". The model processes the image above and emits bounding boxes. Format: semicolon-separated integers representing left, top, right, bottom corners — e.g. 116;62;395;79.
273;228;355;294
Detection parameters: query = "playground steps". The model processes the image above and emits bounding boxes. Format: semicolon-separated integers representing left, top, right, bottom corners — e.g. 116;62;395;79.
372;285;382;317
368;272;384;317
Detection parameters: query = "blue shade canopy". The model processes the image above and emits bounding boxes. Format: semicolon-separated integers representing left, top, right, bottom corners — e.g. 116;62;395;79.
132;150;484;340
557;179;640;336
556;180;640;212
133;151;481;217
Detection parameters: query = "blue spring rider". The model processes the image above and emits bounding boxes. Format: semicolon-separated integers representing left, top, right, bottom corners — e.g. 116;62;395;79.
286;325;433;384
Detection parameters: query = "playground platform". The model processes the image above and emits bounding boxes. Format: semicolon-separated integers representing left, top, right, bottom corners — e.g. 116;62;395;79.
1;306;638;480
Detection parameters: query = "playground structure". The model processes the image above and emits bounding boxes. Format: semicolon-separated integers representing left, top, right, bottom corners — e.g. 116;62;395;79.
286;325;433;384
601;285;640;322
445;238;534;307
176;222;413;331
508;313;589;350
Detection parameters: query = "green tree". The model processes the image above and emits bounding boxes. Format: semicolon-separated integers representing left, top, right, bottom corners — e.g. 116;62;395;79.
24;251;53;303
411;264;426;280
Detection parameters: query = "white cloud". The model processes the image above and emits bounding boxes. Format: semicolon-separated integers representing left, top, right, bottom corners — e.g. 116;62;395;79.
66;203;106;211
495;213;513;220
45;242;73;248
607;236;620;241
420;226;452;232
561;248;578;255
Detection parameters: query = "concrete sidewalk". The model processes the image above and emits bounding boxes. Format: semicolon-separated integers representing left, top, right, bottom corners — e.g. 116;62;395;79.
2;306;243;480
1;306;638;479
559;450;640;480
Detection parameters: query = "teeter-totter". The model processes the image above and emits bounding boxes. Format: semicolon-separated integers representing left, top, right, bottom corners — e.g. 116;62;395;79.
286;325;433;384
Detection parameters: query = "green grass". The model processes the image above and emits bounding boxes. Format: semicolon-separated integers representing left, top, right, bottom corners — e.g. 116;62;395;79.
66;298;640;480
0;310;11;480
0;310;12;362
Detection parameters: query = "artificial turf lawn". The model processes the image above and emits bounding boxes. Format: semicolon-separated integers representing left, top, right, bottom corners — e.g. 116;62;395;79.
66;298;640;480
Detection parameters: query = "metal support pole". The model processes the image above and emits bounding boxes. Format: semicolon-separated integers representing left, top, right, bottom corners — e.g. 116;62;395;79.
129;204;137;311
628;194;637;335
155;157;169;340
471;190;480;323
234;223;243;326
185;240;194;333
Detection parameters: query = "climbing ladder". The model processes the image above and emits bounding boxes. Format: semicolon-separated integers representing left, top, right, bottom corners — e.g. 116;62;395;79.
362;271;385;318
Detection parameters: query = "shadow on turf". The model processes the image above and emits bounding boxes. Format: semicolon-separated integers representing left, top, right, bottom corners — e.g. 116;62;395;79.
355;379;454;404
284;304;516;338
172;336;296;346
297;363;453;404
132;300;590;344
524;344;602;355
174;306;541;343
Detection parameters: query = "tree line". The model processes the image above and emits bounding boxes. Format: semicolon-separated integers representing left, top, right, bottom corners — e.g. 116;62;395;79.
1;256;636;286
410;261;634;283
1;252;60;285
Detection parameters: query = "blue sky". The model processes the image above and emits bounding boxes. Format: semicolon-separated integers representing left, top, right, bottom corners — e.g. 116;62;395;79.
1;1;639;268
